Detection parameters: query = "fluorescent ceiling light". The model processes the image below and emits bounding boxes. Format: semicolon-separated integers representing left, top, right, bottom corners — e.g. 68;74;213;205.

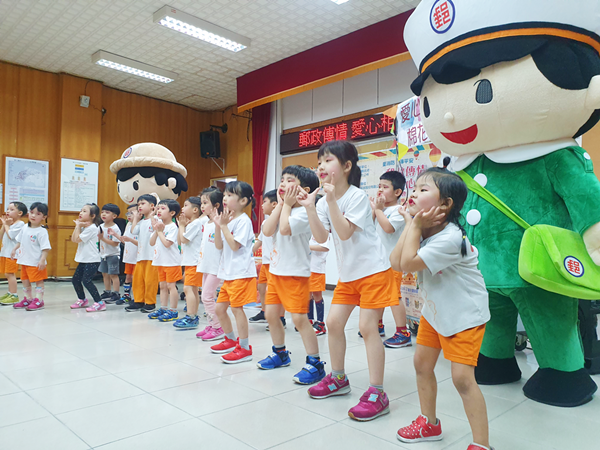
331;0;350;4
92;50;177;84
153;5;251;52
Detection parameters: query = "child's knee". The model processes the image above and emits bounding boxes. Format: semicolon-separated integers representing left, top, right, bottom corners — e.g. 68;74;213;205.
452;370;476;394
265;306;279;322
292;313;309;328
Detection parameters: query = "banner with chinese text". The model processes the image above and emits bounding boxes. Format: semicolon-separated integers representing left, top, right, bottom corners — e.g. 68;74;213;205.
357;148;398;199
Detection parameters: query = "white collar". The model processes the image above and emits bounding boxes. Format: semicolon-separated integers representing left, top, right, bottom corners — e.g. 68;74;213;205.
452;138;578;171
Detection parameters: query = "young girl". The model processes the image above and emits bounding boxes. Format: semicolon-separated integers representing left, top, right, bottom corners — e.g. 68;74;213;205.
116;204;138;305
209;181;257;363
196;187;224;341
391;165;492;450
0;202;27;305
297;140;396;421
70;204;103;312
11;202;51;311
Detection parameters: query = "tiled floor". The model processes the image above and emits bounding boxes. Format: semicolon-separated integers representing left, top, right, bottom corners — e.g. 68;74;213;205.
0;281;599;449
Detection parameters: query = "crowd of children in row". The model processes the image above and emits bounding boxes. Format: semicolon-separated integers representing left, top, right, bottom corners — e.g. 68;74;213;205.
0;140;493;450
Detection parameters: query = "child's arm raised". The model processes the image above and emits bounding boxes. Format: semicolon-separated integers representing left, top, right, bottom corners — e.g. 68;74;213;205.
297;189;328;244
324;177;356;241
71;220;85;243
400;207;445;273
177;214;190;245
372;196;396;234
214;210;240;251
390;206;412;271
279;186;299;236
262;192;284;237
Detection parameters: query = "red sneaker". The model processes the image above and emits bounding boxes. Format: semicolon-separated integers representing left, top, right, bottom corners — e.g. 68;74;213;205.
221;344;252;364
397;414;443;443
210;337;238;354
467;445;494;450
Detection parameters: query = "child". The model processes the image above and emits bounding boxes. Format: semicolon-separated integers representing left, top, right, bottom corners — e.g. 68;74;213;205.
196;187;225;341
69;204;103;311
0;202;27;305
148;199;182;322
11;202;51;311
173;196;203;329
297;140;396;421
371;170;411;348
117;204;138;305
127;194;158;312
98;203;121;304
391;167;491;450
209;181;257;363
308;232;329;335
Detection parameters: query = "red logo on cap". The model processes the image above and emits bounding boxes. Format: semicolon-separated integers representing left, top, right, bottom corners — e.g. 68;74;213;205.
430;0;455;34
123;147;133;158
564;256;584;277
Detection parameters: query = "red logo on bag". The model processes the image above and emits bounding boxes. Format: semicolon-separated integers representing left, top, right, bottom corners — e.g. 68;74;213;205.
564;256;584;277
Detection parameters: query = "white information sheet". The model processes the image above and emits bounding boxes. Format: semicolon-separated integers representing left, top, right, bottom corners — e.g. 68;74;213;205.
59;158;99;212
4;157;49;207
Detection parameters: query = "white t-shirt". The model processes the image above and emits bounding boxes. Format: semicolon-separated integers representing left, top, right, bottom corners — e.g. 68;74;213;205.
16;226;51;267
376;205;405;260
259;217;273;265
417;223;490;337
122;222;138;265
316;185;390;282
198;221;222;276
181;218;203;266
270;207;312;277
309;235;329;274
132;218;156;262
217;213;257;281
75;224;101;263
152;222;181;267
99;224;121;258
0;221;25;258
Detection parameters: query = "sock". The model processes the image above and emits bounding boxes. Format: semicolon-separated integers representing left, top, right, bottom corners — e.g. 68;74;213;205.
124;283;131;293
103;290;110;294
332;369;346;380
112;290;120;296
98;300;105;305
378;319;383;327
240;338;250;350
170;308;177;313
397;326;410;336
8;291;17;296
35;287;44;301
274;345;286;353
226;331;236;340
370;384;384;392
308;299;314;321
308;353;320;360
315;299;324;322
23;286;32;299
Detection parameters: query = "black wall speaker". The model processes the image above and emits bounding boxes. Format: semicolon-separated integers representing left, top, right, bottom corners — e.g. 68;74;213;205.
200;130;221;158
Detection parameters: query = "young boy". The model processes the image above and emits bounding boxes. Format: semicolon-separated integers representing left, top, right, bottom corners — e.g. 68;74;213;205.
117;204;138;305
308;231;329;335
127;194;158;312
257;165;326;385
371;171;411;348
98;204;122;304
0;202;27;305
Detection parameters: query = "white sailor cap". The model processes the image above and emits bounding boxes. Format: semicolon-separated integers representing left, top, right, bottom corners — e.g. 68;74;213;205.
404;0;600;94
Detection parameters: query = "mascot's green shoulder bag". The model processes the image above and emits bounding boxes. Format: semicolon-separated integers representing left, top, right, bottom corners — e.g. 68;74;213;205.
457;170;600;300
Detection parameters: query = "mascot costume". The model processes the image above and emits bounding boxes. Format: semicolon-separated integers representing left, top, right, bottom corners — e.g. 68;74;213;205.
404;0;600;406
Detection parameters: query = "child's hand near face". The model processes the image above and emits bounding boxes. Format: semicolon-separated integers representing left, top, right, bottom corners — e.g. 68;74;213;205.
413;206;446;229
297;188;318;209
283;185;299;207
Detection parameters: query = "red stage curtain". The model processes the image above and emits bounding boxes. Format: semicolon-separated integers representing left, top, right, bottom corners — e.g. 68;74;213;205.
251;102;271;233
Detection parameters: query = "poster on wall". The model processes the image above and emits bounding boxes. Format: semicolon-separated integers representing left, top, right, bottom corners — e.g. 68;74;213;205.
59;158;99;212
4;157;50;207
357;148;398;199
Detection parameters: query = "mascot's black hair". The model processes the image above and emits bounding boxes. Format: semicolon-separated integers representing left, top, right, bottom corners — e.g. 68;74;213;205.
116;167;188;195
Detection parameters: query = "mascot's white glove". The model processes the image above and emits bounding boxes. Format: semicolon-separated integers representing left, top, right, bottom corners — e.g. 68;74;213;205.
583;222;600;265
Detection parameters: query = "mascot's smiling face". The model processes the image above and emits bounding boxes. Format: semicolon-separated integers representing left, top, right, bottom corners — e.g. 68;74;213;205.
420;55;600;156
117;174;178;205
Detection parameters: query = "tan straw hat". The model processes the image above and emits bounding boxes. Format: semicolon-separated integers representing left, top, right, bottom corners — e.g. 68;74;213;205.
110;143;187;177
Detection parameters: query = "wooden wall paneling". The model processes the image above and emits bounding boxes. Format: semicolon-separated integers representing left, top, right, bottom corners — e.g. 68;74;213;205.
0;62;19;178
583;122;600;181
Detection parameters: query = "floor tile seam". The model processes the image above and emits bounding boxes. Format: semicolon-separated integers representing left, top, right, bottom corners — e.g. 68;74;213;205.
8;373;110;393
45;391;147;416
259;421;351;450
119;373;221;394
194;416;264;450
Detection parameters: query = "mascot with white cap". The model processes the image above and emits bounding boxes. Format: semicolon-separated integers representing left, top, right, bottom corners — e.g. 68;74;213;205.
404;0;600;406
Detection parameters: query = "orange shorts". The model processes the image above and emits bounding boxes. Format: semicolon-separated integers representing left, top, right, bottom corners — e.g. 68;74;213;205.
157;266;182;283
217;277;257;308
124;263;136;275
258;264;270;285
309;272;326;292
332;268;396;310
20;265;47;282
393;270;403;297
0;257;18;274
416;316;486;366
266;274;310;314
184;266;203;287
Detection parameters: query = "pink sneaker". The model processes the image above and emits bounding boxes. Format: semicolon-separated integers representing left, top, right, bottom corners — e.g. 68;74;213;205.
202;327;225;341
348;386;389;421
397;414;443;443
86;301;106;312
196;326;212;339
26;299;44;311
308;373;351;399
467;445;494;450
70;299;89;309
13;297;32;309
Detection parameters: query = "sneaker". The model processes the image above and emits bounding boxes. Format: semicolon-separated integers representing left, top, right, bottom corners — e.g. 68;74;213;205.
293;356;326;385
13;298;32;309
86;301;106;312
70;299;89;309
396;415;443;443
141;304;156;313
384;331;412;348
358;323;385;338
0;294;20;305
105;292;120;304
158;310;179;322
313;321;327;336
183;304;187;313
249;310;267;323
348;387;390;421
308;373;351;399
202;327;225;341
467;445;495;450
210;337;238;354
25;298;44;311
221;344;253;364
196;325;212;339
266;317;287;331
173;315;200;329
0;293;10;302
148;307;167;319
125;302;144;312
257;347;291;369
100;291;112;300
116;293;131;305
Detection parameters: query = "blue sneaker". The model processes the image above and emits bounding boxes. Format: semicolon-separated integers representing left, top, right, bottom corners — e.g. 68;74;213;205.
384;331;412;348
292;356;326;385
148;307;167;319
173;315;199;329
256;347;291;369
158;310;179;322
183;304;187;313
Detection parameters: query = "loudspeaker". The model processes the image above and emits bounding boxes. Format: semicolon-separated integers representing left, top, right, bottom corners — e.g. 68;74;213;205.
200;130;220;158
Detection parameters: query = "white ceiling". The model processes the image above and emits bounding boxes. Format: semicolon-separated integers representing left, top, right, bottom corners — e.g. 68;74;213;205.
0;0;418;111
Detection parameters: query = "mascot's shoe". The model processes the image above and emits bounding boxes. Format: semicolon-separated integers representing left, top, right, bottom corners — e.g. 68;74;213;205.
475;354;522;385
523;367;597;407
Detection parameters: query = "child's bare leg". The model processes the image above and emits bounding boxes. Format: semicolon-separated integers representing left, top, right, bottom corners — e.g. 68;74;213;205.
231;306;248;339
102;273;110;291
325;304;355;372
258;283;267;311
452;362;490;448
266;304;285;346
22;279;32;299
293;312;319;355
159;281;168;308
110;274;120;293
185;285;199;316
35;281;45;301
391;301;407;329
125;274;133;284
414;344;441;424
168;282;178;309
359;308;385;386
216;302;233;334
6;273;17;294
